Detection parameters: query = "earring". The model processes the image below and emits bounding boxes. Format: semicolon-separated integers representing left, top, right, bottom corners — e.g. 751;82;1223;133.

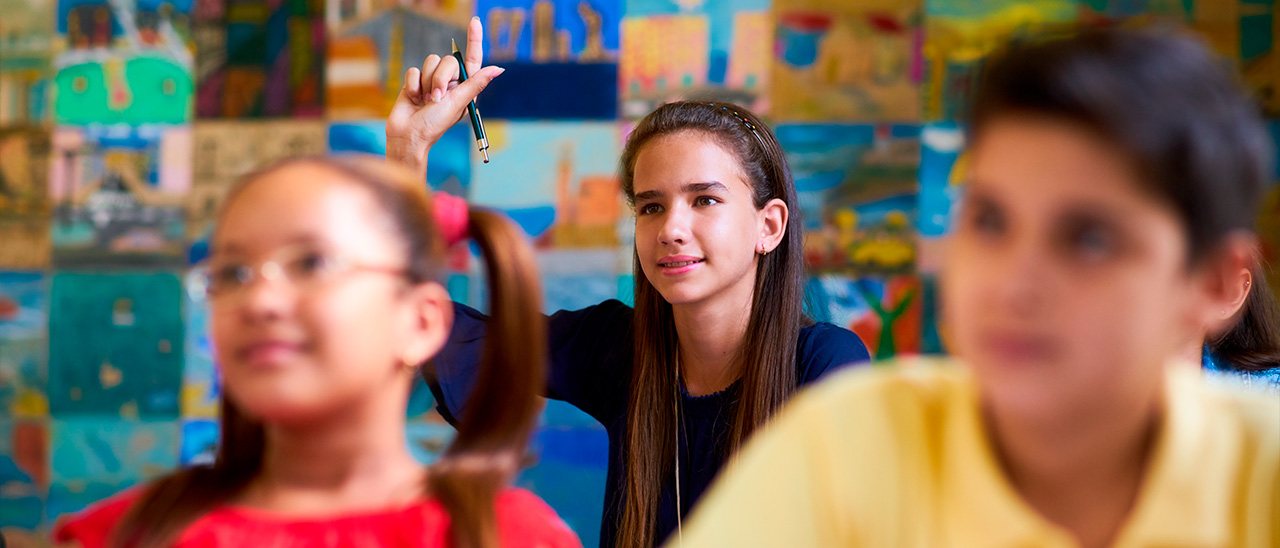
401;353;420;369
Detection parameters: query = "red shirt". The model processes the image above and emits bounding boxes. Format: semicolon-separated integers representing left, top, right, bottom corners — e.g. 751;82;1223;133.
54;487;582;548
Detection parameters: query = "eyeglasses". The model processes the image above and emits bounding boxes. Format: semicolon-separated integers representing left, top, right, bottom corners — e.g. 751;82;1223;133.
188;244;408;302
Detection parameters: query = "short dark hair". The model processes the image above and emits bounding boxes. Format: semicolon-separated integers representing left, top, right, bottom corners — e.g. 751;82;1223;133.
970;26;1273;264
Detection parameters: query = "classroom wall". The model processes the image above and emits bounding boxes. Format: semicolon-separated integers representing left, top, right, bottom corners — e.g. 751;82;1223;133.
0;0;1276;544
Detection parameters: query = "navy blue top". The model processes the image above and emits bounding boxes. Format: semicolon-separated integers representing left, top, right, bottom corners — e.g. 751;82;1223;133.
427;299;871;548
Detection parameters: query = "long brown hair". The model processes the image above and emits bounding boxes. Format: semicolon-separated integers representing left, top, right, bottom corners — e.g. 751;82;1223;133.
107;156;546;548
616;101;808;547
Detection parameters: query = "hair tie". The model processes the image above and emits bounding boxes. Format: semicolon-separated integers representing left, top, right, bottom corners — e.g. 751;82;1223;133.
433;192;470;247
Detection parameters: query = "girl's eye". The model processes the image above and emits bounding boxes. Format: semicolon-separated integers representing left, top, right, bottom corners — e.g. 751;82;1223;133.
210;263;253;289
1064;222;1116;261
967;202;1005;236
694;196;720;207
288;250;333;281
638;203;663;215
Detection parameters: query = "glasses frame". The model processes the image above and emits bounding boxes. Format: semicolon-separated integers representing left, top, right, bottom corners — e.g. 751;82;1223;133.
187;245;408;303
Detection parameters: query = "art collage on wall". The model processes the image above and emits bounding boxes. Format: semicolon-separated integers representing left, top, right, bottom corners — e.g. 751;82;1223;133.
1;0;1277;543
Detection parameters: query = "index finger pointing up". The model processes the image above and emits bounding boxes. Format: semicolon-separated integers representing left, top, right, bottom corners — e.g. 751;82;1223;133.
464;16;483;75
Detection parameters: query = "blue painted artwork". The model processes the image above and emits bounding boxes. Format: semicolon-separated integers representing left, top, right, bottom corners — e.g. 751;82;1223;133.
49;419;177;483
182;291;217;418
805;273;922;360
544;273;622;313
48;272;184;418
475;0;620;118
47;418;177;518
471;122;622;247
917;122;966;273
0;490;44;530
480;0;619;61
328;120;472;197
179;419;217;465
0;419;48;530
918;122;965;238
778;21;822;68
776;123;921;275
405;420;455;465
0;272;48;418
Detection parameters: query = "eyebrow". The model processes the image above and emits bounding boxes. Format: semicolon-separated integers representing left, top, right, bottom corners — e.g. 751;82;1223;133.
1057;204;1127;231
634;181;730;202
961;183;996;206
964;181;1130;229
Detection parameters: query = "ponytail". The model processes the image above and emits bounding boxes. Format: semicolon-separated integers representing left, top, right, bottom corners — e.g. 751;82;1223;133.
428;207;546;548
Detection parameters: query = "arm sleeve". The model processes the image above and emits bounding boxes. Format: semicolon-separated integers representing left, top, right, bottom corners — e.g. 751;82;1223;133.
427;300;634;426
796;323;873;386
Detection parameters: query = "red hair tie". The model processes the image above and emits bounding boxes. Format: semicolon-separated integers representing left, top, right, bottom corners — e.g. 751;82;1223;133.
433;192;470;247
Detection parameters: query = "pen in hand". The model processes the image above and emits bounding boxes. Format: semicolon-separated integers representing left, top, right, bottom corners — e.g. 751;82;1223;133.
452;38;490;163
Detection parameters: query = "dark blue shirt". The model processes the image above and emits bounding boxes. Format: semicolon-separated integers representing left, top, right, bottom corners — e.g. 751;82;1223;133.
428;300;871;547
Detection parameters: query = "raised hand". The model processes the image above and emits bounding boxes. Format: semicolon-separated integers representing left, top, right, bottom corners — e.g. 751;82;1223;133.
386;17;504;176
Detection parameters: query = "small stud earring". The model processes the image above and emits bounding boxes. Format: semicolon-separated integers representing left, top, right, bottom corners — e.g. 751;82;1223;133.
402;353;420;369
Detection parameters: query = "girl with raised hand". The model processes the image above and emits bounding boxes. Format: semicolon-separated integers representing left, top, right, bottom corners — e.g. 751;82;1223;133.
386;19;871;548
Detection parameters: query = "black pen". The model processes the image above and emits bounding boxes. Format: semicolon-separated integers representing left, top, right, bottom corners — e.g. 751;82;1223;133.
452;38;490;163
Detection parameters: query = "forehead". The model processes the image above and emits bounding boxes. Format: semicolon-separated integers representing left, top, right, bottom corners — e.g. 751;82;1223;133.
632;131;752;194
967;117;1156;212
213;163;400;256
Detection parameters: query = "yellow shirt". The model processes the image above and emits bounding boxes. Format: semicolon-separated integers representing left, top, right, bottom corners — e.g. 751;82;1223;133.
675;359;1279;548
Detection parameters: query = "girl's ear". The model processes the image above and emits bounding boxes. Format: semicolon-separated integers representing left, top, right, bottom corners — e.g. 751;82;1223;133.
1192;233;1256;339
401;282;454;367
757;198;788;254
